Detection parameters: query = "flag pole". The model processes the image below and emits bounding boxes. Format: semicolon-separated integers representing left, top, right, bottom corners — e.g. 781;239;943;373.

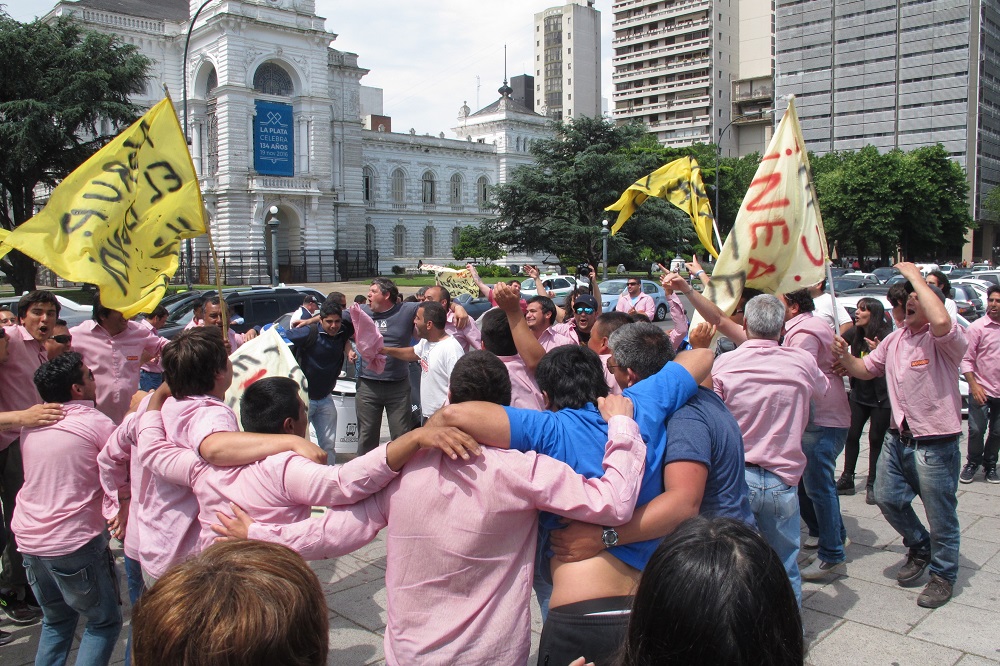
204;217;228;343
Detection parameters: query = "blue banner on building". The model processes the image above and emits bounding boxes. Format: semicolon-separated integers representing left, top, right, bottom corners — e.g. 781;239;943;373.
254;100;294;176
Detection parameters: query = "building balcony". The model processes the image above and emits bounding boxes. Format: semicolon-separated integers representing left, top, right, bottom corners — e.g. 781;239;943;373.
612;18;710;44
647;114;710;132
248;175;322;194
613;37;709;67
621;94;710;116
613;0;710;31
732;85;773;103
612;56;710;84
614;75;711;99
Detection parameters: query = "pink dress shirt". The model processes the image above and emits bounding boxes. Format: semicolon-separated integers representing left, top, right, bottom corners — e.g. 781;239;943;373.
0;325;46;449
784;312;851;428
863;322;967;437
138;318;164;373
713;339;829;486
538;325;577;351
12;401;117;557
666;293;689;351
136;395;237;579
350;303;387;374
137;409;398;551
960;316;1000;398
70;319;167;424
616;291;655;320
498;354;546;409
445;310;482;352
248;415;646;666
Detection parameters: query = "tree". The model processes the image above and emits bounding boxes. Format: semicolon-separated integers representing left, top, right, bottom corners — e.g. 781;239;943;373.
0;13;151;293
452;223;503;264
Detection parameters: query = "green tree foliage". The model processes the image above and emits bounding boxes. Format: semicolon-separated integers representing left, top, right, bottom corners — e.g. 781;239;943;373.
0;13;151;292
452;224;504;264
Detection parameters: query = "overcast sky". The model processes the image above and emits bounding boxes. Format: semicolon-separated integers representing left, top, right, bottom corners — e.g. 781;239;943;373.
1;0;615;136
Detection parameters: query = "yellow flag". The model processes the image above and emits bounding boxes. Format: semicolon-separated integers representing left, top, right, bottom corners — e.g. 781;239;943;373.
604;156;718;258
700;97;830;319
0;98;206;318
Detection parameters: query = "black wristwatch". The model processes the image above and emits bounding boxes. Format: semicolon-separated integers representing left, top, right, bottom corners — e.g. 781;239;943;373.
602;527;619;548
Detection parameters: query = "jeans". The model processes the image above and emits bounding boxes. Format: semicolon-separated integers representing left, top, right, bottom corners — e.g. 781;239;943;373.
309;395;338;460
123;555;146;666
22;532;122;666
0;439;27;590
966;396;1000;467
138;370;163;392
745;466;801;605
800;425;848;564
355;377;414;454
843;400;892;484
875;432;961;583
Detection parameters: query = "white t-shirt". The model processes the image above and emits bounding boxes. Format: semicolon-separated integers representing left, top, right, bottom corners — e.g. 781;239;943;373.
413;336;465;417
944;298;957;323
812;293;851;333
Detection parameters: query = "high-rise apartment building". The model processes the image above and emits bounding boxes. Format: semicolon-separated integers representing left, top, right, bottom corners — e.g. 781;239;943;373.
775;0;1000;262
533;0;602;120
610;0;738;151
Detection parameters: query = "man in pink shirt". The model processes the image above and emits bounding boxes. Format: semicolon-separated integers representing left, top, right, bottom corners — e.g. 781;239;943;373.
201;296;257;352
138;305;168;391
13;351;122;664
213;351;646;666
70;293;168;424
835;262;967;608
616;277;655;320
781;288;852;581
525;295;576;351
713;294;828;604
959;285;1000;484
0;290;60;624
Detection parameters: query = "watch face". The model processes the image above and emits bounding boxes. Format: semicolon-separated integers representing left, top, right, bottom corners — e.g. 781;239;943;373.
603;528;618;547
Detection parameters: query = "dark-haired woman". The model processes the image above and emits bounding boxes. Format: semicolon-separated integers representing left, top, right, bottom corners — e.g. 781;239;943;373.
837;297;894;504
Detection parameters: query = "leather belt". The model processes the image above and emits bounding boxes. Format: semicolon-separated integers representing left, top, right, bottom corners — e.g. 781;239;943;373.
889;429;957;447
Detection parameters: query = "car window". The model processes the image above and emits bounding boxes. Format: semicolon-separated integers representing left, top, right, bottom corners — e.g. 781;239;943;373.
248;298;281;324
600;281;627;295
643;283;657;294
166;300;198;326
521;278;536;290
552;278;571;289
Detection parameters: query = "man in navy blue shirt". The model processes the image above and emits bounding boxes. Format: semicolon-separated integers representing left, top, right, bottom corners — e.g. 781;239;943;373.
285;301;354;460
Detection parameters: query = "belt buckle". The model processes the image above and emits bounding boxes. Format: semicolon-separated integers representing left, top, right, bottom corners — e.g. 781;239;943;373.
899;431;915;446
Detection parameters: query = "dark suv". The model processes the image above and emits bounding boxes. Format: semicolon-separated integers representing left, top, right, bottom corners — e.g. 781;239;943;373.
157;286;326;339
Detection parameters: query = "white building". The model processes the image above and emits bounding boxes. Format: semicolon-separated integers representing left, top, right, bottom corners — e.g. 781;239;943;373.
533;0;602;121
42;0;551;280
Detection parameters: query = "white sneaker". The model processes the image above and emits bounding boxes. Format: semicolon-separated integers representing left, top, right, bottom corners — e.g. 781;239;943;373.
801;558;846;581
803;535;819;550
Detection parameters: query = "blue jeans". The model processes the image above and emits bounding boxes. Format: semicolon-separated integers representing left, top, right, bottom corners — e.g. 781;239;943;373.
875;432;961;583
800;425;848;564
138;370;163;392
309;395;338;460
967;397;1000;467
745;466;801;605
22;532;122;666
123;555;146;666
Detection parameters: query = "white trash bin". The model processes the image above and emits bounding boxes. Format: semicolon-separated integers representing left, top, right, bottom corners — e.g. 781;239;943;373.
332;379;359;454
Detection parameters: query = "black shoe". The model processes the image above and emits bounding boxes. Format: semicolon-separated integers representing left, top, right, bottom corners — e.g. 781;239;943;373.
896;549;931;587
0;592;41;626
865;485;877;505
0;629;13;647
917;574;953;608
960;463;979;483
836;473;856;495
21;587;39;611
986;466;1000;484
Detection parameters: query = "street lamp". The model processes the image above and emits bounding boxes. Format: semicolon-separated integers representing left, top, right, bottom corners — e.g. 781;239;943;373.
601;219;609;280
714;110;773;248
266;205;280;287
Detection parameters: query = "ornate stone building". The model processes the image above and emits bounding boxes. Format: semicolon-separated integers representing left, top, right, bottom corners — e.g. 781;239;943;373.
43;0;551;280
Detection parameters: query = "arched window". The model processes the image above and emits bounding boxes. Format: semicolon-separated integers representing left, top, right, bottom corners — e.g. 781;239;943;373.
452;226;461;250
253;62;293;96
363;166;375;206
424;225;435;257
365;223;376;251
205;68;218;98
450;173;462;206
422;171;436;205
477;176;491;210
391;169;405;209
394;225;406;257
206;102;219;175
515;137;521;151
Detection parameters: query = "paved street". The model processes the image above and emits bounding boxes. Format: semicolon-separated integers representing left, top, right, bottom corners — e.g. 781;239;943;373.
4;281;998;664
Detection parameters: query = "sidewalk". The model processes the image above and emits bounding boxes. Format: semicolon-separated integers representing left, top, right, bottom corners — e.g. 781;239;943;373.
4;402;998;664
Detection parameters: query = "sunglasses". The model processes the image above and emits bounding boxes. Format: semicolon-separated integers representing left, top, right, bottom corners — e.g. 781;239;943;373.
52;334;72;344
627;282;640;286
574;306;595;314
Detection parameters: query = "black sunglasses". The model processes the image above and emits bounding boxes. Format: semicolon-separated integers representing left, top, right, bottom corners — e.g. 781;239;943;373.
627;281;640;286
52;334;72;344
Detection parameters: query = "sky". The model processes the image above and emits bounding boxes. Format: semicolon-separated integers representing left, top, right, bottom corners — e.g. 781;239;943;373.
0;0;616;137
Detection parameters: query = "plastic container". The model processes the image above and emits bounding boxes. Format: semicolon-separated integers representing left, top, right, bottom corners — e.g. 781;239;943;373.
332;379;359;454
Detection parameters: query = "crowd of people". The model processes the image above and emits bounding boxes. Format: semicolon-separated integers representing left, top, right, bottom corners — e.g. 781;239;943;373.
0;256;989;665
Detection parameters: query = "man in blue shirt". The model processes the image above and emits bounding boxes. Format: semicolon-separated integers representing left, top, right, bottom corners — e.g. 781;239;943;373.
285;301;354;460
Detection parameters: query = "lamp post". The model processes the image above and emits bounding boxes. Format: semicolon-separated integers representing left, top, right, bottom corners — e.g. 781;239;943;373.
714;110;773;245
266;205;280;287
181;0;216;290
601;219;609;280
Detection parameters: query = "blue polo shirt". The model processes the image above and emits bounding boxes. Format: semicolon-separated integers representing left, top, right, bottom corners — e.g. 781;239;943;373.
504;361;697;572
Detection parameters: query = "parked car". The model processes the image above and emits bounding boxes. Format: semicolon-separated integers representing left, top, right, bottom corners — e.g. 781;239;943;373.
452;292;494;320
598;279;670;321
871;267;899;283
963;270;1000;288
157;286;326;339
949;283;984;319
971;263;992;272
0;293;92;327
840;271;881;284
518;274;581;300
833;276;879;293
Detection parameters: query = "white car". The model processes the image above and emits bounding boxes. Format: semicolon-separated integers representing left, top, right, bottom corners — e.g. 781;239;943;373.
519;274;581;300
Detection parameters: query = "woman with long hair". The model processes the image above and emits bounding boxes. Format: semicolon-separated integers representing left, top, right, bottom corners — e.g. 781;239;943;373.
837;297;894;504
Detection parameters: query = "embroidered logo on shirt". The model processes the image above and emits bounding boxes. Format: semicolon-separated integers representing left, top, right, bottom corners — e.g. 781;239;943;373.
911;359;929;367
127;355;140;361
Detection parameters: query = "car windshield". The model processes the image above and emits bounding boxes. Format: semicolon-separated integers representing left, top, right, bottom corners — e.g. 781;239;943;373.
599;280;628;296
